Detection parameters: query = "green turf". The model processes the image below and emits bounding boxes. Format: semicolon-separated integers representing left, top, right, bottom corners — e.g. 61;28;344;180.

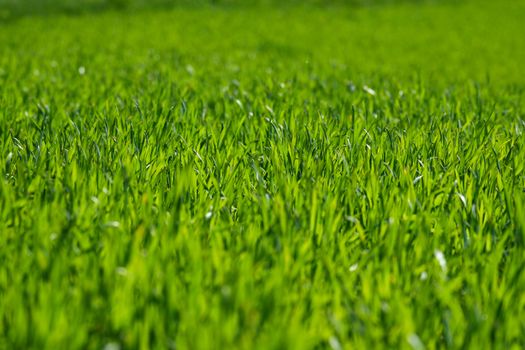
1;1;525;349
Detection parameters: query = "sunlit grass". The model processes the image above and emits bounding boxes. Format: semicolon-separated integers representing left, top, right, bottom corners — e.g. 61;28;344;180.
0;1;524;349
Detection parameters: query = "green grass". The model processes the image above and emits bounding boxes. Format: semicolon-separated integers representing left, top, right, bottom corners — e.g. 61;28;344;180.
1;1;525;349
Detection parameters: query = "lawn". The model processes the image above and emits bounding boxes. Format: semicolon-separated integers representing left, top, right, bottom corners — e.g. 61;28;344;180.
1;0;525;349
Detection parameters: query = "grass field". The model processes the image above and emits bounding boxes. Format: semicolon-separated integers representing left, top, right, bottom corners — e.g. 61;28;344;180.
1;0;525;349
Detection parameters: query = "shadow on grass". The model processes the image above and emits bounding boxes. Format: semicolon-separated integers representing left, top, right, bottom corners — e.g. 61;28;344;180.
0;0;439;21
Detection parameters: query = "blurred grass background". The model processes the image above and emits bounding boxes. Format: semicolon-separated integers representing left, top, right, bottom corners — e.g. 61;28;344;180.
0;0;457;19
